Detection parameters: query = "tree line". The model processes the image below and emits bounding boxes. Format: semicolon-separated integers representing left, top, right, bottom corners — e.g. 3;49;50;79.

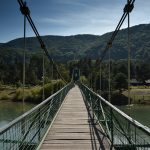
0;53;150;93
72;58;150;92
0;53;70;86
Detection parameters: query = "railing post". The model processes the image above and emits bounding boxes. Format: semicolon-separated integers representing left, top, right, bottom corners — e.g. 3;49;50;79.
98;99;101;121
59;91;63;107
110;108;114;149
127;120;131;144
38;108;41;142
134;126;136;145
21;118;25;135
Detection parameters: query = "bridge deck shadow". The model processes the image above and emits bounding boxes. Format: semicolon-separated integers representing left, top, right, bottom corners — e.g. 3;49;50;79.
40;85;112;150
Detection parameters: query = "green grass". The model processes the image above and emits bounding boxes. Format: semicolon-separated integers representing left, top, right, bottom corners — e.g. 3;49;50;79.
129;94;150;104
131;86;150;89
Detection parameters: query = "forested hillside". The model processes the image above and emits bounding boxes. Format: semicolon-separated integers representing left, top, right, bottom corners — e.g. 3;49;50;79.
0;23;150;62
0;23;150;85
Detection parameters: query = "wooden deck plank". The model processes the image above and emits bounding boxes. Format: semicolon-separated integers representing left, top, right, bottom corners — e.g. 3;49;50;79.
40;85;112;150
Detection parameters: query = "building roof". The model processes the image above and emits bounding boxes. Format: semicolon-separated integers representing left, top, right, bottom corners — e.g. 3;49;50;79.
145;79;150;84
130;79;142;84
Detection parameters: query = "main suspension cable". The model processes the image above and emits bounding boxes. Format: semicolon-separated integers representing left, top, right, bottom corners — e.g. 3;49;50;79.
100;0;135;62
17;0;67;83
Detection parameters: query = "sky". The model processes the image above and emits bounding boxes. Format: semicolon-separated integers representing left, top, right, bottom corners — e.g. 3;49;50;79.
0;0;150;43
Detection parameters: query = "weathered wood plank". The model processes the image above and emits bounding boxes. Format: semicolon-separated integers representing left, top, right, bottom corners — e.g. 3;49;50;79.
43;139;100;144
40;85;112;150
41;144;96;150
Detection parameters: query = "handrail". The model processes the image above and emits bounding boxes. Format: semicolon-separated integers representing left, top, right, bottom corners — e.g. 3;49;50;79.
78;82;150;148
0;82;73;150
0;82;71;134
81;83;150;135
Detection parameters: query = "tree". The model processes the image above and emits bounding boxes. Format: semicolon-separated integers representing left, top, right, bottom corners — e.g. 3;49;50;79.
136;63;150;82
113;73;127;93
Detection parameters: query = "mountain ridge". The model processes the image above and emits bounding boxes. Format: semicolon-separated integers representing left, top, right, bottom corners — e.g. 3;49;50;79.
1;23;150;62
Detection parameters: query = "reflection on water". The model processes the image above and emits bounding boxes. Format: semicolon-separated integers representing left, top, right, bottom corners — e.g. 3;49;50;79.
0;101;35;128
118;104;150;128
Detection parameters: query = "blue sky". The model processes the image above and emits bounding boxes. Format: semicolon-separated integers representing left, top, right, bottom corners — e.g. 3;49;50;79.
0;0;150;43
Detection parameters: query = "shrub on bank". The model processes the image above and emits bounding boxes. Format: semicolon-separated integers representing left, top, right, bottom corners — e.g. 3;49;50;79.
14;80;65;103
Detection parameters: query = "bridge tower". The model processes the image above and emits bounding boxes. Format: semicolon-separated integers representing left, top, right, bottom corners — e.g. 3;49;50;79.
72;67;80;82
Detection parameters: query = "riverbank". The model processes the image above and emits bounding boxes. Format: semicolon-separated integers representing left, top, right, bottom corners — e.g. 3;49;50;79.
0;80;65;104
101;86;150;105
0;85;16;101
1;84;150;105
123;86;150;105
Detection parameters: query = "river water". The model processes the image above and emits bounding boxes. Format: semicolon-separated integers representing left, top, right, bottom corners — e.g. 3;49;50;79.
0;101;35;129
0;101;150;129
118;105;150;128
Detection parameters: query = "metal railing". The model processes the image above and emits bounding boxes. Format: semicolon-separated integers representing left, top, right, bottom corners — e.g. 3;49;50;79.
78;82;150;149
0;82;73;150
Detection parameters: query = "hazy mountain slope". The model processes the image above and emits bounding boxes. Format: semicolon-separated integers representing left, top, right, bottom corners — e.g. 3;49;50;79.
1;23;150;62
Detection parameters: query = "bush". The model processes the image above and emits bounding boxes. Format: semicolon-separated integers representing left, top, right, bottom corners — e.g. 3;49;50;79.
14;86;42;103
16;81;22;88
0;94;9;100
42;79;65;98
14;80;66;103
80;76;88;85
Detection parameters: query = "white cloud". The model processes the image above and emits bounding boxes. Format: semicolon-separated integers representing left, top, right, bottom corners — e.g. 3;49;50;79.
27;0;150;37
56;0;88;7
40;18;67;25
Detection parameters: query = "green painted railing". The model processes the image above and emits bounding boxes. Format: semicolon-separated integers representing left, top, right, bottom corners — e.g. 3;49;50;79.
78;82;150;149
0;82;73;150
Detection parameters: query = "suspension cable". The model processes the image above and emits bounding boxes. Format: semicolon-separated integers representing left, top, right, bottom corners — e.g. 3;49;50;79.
42;52;45;101
91;73;92;89
100;0;134;63
127;1;132;139
56;72;59;91
99;63;102;95
94;73;96;92
88;73;90;88
90;73;91;89
51;63;54;95
17;0;67;84
108;49;111;102
127;0;131;109
22;8;26;113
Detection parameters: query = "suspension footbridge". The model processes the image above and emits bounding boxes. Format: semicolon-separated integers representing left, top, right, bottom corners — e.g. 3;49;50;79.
0;82;150;149
0;0;150;149
40;85;112;150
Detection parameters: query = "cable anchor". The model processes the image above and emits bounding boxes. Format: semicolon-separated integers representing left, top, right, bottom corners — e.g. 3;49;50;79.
108;42;112;48
20;2;30;16
41;43;46;49
124;3;134;13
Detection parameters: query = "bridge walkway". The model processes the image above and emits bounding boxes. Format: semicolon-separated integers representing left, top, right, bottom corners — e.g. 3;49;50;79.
40;85;112;150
